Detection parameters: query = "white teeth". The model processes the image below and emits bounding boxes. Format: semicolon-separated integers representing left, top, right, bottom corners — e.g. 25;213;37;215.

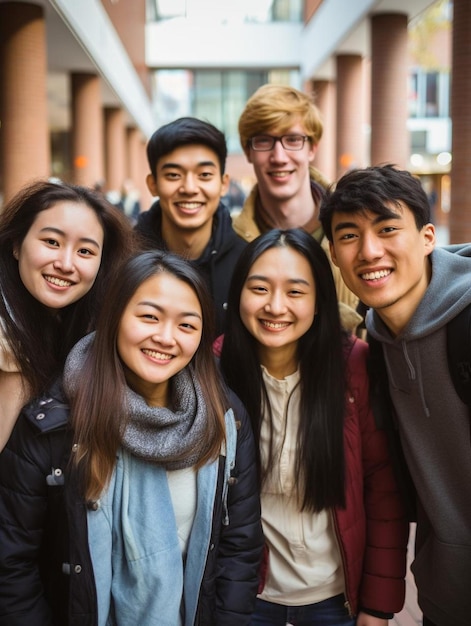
361;269;391;280
142;349;173;360
177;202;201;209
45;275;72;287
270;172;290;178
262;321;289;329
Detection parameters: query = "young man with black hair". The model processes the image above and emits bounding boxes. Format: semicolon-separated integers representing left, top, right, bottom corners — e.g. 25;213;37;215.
320;164;471;626
135;117;246;336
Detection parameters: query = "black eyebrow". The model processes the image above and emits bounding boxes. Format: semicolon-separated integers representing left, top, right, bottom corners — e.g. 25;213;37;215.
333;212;402;232
138;301;202;320
246;274;311;287
39;226;101;249
160;161;217;170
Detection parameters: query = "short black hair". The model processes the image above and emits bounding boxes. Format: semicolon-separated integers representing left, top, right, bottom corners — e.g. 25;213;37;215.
146;117;227;177
320;164;431;241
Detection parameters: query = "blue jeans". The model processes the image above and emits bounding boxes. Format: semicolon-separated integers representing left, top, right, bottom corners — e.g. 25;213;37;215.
251;594;356;626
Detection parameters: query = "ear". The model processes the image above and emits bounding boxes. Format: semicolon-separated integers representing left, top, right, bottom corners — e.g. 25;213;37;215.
220;173;230;196
146;173;159;197
423;222;436;257
244;146;253;164
12;244;19;260
307;141;318;164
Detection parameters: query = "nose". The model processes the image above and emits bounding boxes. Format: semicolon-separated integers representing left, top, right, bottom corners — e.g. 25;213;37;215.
358;232;384;262
264;290;288;316
53;247;74;273
269;140;288;162
180;173;197;194
152;322;176;347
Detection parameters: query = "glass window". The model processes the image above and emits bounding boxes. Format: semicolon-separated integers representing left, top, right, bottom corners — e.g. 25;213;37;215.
148;0;302;23
150;69;299;152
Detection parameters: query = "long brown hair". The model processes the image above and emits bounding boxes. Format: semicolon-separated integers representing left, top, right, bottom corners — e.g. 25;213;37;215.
70;250;228;502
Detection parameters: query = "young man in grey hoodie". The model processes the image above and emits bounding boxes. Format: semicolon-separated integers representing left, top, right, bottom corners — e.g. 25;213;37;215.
319;164;471;626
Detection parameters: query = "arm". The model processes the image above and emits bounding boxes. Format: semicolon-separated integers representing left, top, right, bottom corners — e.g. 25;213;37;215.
214;393;264;625
0;409;59;625
356;614;388;626
349;339;409;616
0;370;29;451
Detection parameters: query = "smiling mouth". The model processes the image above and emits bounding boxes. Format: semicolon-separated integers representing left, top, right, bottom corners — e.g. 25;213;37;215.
268;171;292;178
176;202;203;210
142;349;173;361
44;275;73;287
261;320;290;329
361;269;391;281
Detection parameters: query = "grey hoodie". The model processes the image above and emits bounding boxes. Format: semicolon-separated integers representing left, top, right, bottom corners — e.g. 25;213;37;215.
367;246;471;626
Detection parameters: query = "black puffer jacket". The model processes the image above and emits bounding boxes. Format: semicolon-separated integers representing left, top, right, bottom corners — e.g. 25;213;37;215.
135;201;247;337
0;382;263;625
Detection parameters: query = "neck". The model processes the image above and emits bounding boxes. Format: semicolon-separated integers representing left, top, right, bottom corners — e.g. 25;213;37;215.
376;257;433;337
161;216;213;260
257;185;320;231
258;344;298;379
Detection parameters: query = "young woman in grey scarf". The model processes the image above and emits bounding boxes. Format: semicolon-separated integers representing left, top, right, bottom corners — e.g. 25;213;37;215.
0;250;263;626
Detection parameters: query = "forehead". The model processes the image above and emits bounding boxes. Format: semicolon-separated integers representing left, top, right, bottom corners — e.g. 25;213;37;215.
130;272;201;308
260;119;307;136
29;201;103;234
331;202;416;229
248;246;314;280
156;144;220;172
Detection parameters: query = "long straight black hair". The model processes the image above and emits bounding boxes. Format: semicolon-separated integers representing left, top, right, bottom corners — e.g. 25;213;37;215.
220;228;347;512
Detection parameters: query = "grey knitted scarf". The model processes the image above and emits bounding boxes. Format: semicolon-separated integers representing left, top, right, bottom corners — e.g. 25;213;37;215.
63;332;211;469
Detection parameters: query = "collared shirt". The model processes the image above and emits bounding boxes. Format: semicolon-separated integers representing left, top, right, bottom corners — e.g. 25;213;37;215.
258;366;344;606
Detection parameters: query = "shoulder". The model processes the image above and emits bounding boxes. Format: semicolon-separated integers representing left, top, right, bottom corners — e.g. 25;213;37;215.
21;380;70;435
232;187;260;242
344;336;369;391
134;200;161;233
1;381;71;491
214;204;247;256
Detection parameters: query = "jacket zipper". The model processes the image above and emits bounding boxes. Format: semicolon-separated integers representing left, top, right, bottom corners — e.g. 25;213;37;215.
331;510;355;618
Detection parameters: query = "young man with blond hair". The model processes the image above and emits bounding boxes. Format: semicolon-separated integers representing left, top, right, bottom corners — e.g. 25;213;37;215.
235;84;360;331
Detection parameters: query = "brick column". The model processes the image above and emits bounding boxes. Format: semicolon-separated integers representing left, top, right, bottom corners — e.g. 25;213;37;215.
370;13;409;168
0;1;50;202
449;0;471;243
336;54;365;178
127;126;151;211
312;79;336;183
71;73;104;187
104;107;126;195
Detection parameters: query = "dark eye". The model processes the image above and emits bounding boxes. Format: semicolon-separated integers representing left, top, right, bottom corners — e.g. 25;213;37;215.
44;238;59;247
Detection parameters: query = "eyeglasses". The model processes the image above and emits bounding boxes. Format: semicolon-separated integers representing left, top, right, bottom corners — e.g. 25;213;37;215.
249;134;310;152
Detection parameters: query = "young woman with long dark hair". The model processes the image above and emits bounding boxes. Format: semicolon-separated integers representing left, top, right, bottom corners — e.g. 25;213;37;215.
0;250;263;625
0;179;135;449
220;228;408;626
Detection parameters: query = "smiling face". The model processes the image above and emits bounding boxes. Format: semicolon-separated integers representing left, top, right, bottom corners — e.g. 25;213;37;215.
14;201;104;310
146;144;229;236
117;272;203;406
246;121;316;205
240;245;316;374
329;203;435;335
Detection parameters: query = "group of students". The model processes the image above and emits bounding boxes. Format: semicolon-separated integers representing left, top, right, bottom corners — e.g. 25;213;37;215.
0;83;468;626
